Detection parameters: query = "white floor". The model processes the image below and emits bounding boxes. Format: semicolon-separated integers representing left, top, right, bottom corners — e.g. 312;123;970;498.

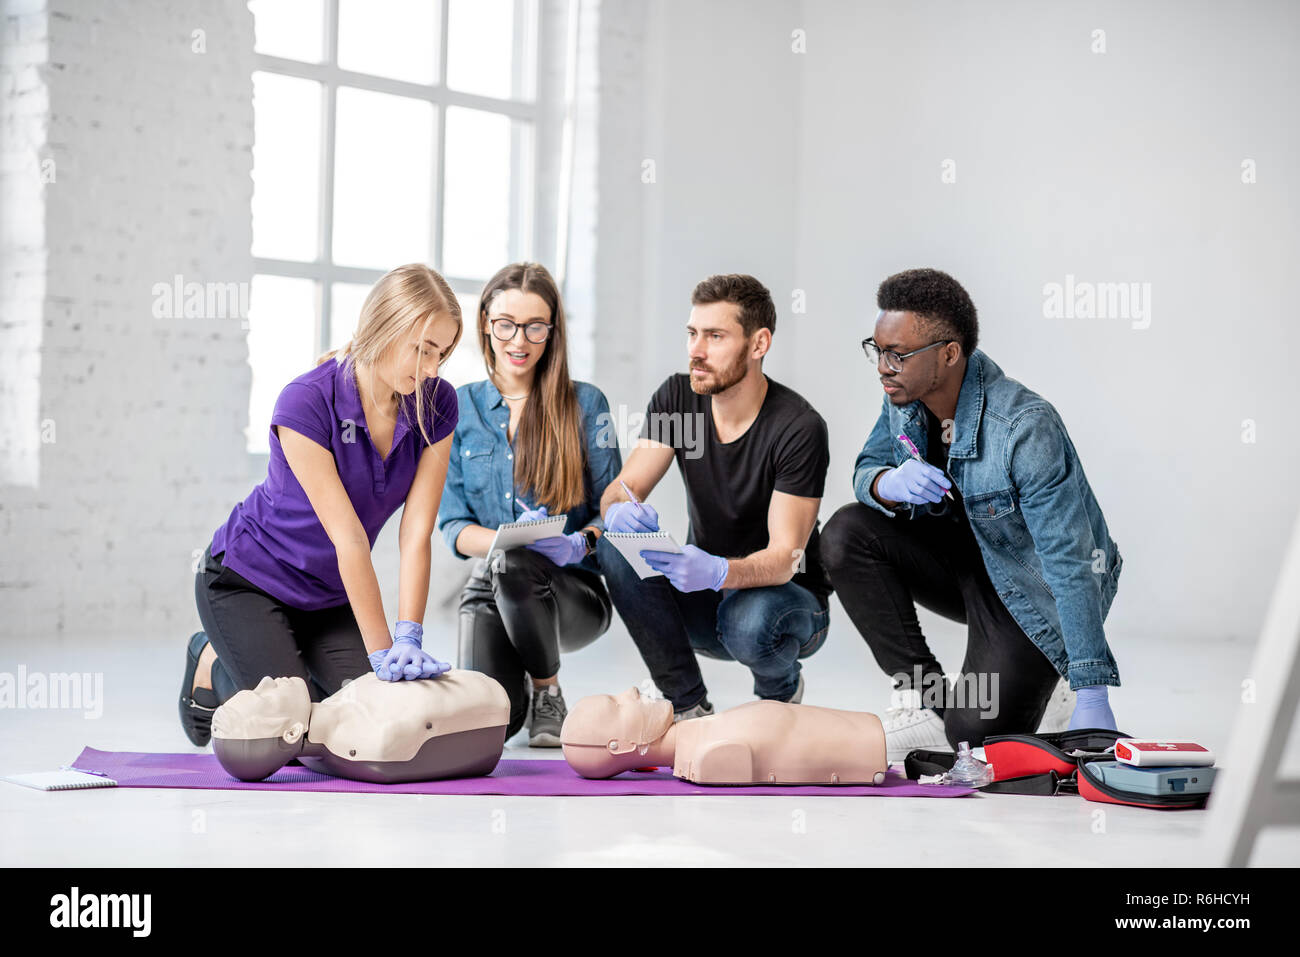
2;621;1297;867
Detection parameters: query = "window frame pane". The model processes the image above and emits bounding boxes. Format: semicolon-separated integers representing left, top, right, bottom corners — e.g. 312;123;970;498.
248;0;542;454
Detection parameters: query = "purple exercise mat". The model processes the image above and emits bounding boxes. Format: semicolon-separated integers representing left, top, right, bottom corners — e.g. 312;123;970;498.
68;747;974;797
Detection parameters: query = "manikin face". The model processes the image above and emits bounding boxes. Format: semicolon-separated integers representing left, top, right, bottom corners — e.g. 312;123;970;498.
686;301;754;396
484;288;552;380
872;310;957;406
562;686;674;752
211;675;311;741
373;311;460;398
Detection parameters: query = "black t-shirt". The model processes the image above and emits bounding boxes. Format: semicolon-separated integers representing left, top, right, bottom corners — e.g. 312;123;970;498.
639;374;832;602
920;405;968;527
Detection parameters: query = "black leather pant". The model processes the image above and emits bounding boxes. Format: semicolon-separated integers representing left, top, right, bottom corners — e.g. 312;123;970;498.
457;548;613;739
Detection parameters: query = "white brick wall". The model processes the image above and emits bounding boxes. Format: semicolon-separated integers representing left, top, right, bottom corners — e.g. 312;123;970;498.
1;0;253;638
1;0;48;490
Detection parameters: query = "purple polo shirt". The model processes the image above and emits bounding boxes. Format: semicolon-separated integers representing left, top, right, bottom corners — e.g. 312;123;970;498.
210;355;459;610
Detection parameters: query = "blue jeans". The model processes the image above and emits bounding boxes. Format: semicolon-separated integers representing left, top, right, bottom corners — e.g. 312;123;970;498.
597;537;830;710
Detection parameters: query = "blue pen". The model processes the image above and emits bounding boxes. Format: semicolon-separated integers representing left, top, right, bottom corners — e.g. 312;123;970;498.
896;433;954;501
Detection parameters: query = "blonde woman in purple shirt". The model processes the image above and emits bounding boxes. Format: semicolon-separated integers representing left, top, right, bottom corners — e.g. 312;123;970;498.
178;264;464;746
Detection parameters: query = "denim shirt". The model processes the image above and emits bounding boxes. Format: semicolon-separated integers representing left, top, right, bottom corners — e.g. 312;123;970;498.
437;378;622;575
852;349;1123;690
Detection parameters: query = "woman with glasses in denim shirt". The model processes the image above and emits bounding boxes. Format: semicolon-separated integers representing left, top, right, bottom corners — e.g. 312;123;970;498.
437;263;621;746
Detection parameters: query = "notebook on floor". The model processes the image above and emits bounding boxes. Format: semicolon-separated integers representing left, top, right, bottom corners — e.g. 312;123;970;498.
3;769;118;790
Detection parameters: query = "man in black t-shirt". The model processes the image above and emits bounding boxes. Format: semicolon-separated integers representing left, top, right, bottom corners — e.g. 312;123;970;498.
596;274;832;719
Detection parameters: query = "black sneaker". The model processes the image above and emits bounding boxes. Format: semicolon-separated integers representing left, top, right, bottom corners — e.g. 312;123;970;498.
179;631;217;746
528;685;567;747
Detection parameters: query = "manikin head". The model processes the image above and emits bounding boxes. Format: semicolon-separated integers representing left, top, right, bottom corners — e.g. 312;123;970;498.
211;676;312;781
686;274;775;396
868;268;975;408
212;675;311;741
560;686;675;779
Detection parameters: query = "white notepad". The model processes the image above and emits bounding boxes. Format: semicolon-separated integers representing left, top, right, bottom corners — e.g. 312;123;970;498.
487;513;569;563
603;530;684;579
3;769;118;791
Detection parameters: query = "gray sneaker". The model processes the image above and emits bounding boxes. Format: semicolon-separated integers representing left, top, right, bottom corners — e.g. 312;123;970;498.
673;697;715;722
528;684;567;747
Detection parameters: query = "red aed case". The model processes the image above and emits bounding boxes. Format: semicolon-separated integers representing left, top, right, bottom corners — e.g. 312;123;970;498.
904;729;1215;810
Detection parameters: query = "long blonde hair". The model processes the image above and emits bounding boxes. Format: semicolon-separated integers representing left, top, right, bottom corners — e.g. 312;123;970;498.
478;262;585;511
316;263;463;447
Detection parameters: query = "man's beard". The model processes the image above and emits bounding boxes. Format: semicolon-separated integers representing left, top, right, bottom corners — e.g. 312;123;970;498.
689;351;748;395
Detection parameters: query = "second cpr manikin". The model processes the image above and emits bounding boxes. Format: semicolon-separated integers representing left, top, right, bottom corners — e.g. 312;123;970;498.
561;685;889;785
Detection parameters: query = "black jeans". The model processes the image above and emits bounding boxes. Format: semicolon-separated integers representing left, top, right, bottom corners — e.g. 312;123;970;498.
457;547;612;739
194;545;371;705
820;502;1060;748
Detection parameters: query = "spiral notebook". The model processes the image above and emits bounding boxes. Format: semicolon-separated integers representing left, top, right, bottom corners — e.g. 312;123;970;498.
603;531;684;579
3;768;118;790
487;513;568;561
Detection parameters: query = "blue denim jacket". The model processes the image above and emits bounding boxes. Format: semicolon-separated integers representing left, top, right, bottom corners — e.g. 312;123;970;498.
853;348;1123;690
437;379;622;575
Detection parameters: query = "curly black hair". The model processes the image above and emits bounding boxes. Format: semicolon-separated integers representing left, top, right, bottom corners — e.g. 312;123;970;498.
876;268;978;356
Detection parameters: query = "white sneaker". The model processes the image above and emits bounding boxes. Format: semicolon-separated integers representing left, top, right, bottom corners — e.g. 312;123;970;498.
882;688;949;763
1036;677;1076;733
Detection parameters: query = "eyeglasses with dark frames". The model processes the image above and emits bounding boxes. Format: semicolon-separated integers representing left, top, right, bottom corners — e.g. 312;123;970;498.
489;317;553;344
861;337;953;373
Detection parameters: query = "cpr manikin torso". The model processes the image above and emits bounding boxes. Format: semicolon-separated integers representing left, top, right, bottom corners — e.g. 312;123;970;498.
211;671;510;783
561;687;889;785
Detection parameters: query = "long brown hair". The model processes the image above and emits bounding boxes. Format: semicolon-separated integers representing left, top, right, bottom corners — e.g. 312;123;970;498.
315;263;463;446
478;262;585;511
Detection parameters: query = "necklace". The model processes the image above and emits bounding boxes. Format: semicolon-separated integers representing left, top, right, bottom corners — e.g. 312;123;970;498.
493;373;531;401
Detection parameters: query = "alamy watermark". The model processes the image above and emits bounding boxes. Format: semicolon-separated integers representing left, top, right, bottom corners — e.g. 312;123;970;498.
1042;275;1151;330
0;667;103;719
893;665;1000;718
595;405;707;460
50;887;150;936
151;274;250;321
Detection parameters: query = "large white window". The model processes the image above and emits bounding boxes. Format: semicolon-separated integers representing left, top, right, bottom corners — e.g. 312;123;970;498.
247;0;542;453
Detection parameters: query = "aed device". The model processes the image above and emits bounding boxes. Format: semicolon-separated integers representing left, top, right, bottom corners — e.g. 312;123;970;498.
1113;739;1214;767
1085;761;1217;797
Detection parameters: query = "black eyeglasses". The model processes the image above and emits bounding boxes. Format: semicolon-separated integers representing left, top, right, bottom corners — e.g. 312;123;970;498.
862;337;952;373
489;317;553;344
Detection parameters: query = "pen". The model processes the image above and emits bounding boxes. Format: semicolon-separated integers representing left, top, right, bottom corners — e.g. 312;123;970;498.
619;480;645;513
896;433;954;501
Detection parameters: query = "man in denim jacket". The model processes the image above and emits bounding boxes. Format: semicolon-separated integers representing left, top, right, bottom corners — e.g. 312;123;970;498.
821;268;1123;758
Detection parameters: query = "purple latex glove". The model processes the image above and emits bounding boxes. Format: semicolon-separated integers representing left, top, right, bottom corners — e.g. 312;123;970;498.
876;459;951;505
518;503;549;522
640;544;728;593
606;500;659;533
368;621;451;681
527;531;588;567
1068;685;1116;731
